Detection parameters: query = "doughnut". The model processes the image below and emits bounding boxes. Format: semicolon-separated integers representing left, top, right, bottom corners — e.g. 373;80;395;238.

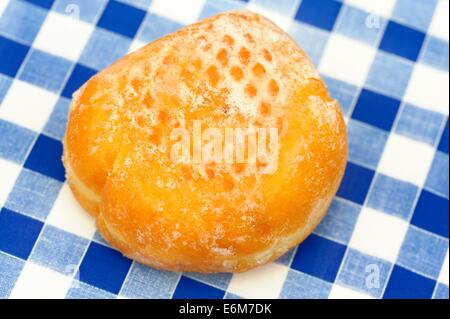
63;11;347;273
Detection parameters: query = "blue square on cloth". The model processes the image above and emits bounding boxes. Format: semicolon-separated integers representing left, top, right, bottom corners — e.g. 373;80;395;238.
379;21;425;61
336;162;374;205
291;234;346;283
0;208;43;260
120;262;180;298
396;103;445;146
0;0;47;45
43;97;71;141
24;0;55;9
138;13;183;43
314;198;361;245
433;283;449;299
289;21;330;65
295;0;341;31
66;280;116;299
336;248;391;298
19;49;72;93
5;169;62;220
335;4;385;46
30;225;89;275
78;242;132;294
367;173;418;220
0;36;29;78
0;119;36;164
280;269;331;299
347;120;388;169
185;272;233;291
97;0;146;38
0;74;12;105
352;89;400;132
53;0;107;23
172;276;225;299
61;63;97;99
384;265;435;299
391;0;437;32
411;190;449;238
0;251;25;298
421;36;450;71
80;28;132;71
438;120;448;154
425;151;449;198
199;0;245;19
24;134;65;182
397;226;448;279
365;52;414;100
323;76;358;116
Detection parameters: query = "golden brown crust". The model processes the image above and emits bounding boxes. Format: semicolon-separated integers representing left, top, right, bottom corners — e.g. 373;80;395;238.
63;10;347;273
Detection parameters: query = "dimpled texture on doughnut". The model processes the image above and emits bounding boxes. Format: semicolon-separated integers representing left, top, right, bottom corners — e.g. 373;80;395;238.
63;11;347;272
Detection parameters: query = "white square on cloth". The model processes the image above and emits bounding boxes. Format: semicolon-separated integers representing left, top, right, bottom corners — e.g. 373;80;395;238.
0;0;9;18
46;183;97;240
438;249;449;286
428;0;449;41
0;80;58;132
9;262;72;299
344;0;396;18
319;34;376;87
377;134;435;187
404;63;449;115
328;284;374;299
227;262;289;299
33;12;94;61
349;207;408;263
150;0;206;25
128;39;146;54
0;158;21;207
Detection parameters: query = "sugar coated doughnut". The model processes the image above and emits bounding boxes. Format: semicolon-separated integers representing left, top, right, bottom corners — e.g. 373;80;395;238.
63;11;347;272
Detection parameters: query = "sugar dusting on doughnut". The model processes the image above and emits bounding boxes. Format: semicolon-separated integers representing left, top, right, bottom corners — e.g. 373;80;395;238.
63;11;347;272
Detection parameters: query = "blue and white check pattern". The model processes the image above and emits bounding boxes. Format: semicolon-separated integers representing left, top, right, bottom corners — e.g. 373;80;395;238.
0;0;448;299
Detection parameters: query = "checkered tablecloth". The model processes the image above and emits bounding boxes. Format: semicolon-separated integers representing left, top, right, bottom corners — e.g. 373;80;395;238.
0;0;448;299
